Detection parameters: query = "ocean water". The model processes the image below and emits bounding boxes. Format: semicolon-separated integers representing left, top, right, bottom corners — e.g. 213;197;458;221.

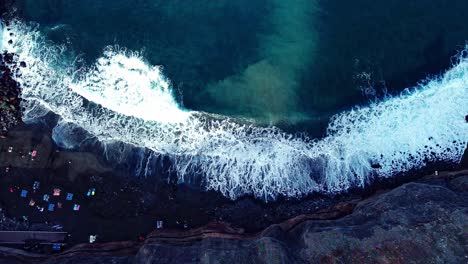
1;1;468;200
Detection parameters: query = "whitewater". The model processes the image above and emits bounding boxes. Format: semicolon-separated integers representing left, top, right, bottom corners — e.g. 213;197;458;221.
2;20;467;200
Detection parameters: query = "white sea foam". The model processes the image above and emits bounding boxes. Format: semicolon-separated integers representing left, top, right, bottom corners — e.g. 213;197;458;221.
2;20;467;200
0;21;3;50
70;47;189;123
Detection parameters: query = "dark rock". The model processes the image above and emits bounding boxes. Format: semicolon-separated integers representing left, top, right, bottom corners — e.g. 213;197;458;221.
3;53;14;64
0;53;22;135
371;163;382;169
8;40;12;45
133;180;467;264
465;115;468;123
19;61;26;68
449;175;468;192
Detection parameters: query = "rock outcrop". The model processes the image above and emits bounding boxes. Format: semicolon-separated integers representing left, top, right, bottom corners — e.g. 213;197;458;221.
0;52;22;138
0;170;466;264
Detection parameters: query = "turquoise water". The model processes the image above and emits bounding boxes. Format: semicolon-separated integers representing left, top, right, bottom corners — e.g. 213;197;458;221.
12;0;468;129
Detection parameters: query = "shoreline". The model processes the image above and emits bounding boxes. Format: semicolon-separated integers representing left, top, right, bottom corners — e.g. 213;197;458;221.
0;48;467;251
0;50;466;247
1;121;466;248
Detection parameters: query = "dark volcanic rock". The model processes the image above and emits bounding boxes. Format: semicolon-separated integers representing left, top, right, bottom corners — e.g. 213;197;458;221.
0;172;466;264
0;52;22;136
449;175;468;192
133;178;467;264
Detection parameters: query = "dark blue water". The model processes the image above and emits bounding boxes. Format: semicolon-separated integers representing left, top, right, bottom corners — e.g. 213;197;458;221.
10;0;468;135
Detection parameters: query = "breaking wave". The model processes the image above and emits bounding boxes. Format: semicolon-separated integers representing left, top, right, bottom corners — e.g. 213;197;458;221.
2;20;467;200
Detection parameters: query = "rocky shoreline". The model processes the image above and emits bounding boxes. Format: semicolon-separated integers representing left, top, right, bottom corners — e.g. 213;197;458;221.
0;52;22;138
0;170;466;264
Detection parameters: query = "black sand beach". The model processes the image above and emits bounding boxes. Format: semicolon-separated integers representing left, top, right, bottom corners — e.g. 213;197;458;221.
0;113;466;251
